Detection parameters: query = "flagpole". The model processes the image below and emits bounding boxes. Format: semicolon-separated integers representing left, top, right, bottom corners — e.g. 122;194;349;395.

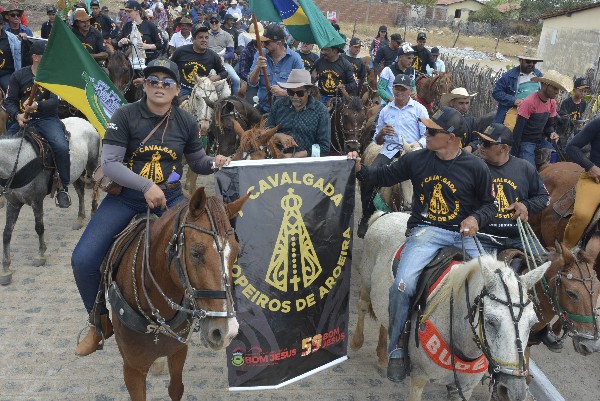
252;13;272;106
23;83;39;120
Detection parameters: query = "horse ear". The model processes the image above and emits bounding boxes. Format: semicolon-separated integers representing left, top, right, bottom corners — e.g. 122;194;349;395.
521;261;551;290
224;192;251;220
262;125;280;142
189;187;207;219
480;257;498;288
232;119;245;138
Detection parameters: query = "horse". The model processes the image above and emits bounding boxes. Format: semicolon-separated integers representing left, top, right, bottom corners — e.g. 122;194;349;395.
106;188;248;400
349;212;549;401
360;57;381;107
231;122;284;161
0;117;101;285
208;96;262;157
415;73;453;115
329;89;367;155
106;49;141;103
0;88;8;136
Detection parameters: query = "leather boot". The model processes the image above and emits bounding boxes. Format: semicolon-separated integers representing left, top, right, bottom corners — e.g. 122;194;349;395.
75;314;113;356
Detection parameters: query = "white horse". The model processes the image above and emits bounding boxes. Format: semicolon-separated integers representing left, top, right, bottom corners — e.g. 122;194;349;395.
350;212;549;401
0;117;101;285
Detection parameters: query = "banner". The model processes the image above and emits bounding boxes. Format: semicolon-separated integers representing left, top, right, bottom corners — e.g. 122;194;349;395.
216;157;355;390
35;17;127;137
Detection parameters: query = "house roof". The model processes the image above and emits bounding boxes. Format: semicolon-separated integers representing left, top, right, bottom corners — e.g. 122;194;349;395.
436;0;484;6
496;3;521;13
540;1;600;20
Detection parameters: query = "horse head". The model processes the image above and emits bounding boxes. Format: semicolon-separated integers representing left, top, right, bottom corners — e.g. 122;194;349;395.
233;123;283;160
107;50;133;94
332;96;366;154
478;256;550;401
416;73;453;112
183;187;250;349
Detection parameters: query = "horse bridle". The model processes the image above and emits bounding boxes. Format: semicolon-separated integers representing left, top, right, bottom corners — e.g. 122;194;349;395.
134;203;236;344
330;96;364;154
214;101;251;155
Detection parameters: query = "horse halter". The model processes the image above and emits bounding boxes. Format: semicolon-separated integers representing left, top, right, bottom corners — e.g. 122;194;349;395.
214;101;249;155
331;95;364;154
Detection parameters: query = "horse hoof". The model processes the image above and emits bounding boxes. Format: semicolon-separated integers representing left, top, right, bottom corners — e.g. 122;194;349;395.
0;270;13;286
32;258;46;267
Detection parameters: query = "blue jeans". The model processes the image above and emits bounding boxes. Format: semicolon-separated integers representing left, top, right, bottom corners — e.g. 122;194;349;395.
179;87;192;96
71;185;185;313
224;63;240;95
8;117;70;188
519;139;553;167
388;225;481;357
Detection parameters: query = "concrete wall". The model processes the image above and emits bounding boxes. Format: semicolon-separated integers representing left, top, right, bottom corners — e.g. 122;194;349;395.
537;7;600;77
446;0;483;22
314;0;411;26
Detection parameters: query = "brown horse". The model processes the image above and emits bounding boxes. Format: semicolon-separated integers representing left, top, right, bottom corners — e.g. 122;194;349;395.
231;121;284;160
106;188;248;400
360;56;381;107
107;49;141;103
415;73;453;115
329;89;367;155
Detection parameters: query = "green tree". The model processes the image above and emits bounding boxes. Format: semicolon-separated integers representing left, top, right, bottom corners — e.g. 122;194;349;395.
404;0;437;26
469;4;503;23
520;0;592;20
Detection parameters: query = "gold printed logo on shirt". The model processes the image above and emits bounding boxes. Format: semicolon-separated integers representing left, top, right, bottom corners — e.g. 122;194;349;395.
430;183;449;215
139;151;165;183
266;188;322;292
420;175;460;222
496;183;510;212
492;178;518;219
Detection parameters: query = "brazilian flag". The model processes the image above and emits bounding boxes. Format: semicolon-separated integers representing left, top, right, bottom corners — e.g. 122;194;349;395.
35;17;127;137
249;0;345;48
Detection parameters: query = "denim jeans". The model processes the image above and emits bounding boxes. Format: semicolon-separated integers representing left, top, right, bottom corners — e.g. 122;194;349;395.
519;139;553;167
8;117;70;188
224;63;240;95
71;185;185;313
179;87;192;97
388;225;482;357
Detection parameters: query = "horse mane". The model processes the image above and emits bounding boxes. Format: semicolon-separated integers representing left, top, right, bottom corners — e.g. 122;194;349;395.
205;196;230;237
347;96;363;112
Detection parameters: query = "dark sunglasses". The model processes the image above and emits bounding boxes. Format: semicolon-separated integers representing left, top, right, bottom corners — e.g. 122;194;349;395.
9;13;21;17
145;75;177;89
523;60;537;64
210;20;220;24
287;88;306;97
481;140;500;148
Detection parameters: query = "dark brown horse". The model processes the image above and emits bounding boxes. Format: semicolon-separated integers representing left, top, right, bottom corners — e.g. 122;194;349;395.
329;89;367;155
107;50;141;103
415;72;453;115
209;96;263;157
107;188;248;400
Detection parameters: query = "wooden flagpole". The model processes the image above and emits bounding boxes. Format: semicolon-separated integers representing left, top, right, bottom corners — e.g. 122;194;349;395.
252;13;272;106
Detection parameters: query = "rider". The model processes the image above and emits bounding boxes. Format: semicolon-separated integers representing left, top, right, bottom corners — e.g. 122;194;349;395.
425;47;445;76
207;13;240;95
373;32;401;75
440;87;478;152
311;40;358;104
71;58;232;356
377;43;416;106
72;8;108;64
90;0;118;40
170;24;228;97
4;40;71;209
0;15;21;93
357;74;428;239
40;6;57;40
266;69;330;158
344;38;367;94
349;106;497;383
167;17;193;55
563;117;600;249
411;31;436;75
558;77;589;131
2;7;33;37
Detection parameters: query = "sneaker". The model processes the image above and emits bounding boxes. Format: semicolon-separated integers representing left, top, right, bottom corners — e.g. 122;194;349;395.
56;190;71;208
387;356;407;382
357;217;369;238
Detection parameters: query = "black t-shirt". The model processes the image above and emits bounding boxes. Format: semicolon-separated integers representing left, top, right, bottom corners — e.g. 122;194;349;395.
0;34;15;73
312;56;357;97
103;98;203;184
389;63;416;82
5;67;59;120
91;13;116;39
411;46;436;74
171;45;227;89
482;156;549;237
344;54;367;81
119;20;163;62
374;45;398;68
72;27;106;55
359;149;497;231
41;21;53;40
558;97;587;122
298;51;318;71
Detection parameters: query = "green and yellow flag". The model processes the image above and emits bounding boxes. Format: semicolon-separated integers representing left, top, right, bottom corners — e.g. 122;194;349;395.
249;0;344;48
36;17;127;137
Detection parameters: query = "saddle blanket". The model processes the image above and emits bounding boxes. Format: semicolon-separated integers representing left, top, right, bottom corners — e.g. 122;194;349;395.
419;319;488;374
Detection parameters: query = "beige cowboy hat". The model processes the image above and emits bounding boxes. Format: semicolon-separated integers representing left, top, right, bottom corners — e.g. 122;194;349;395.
241;21;264;41
531;70;574;93
440;88;477;107
73;8;91;22
517;55;543;62
176;16;193;27
278;69;314;89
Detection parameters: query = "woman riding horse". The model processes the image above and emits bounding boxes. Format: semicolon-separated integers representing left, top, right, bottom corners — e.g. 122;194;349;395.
71;58;231;356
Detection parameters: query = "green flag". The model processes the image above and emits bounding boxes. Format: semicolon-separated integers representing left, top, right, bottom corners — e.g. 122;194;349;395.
36;17;127;137
249;0;345;48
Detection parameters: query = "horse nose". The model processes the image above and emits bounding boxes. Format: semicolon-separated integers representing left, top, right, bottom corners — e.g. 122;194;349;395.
210;327;223;344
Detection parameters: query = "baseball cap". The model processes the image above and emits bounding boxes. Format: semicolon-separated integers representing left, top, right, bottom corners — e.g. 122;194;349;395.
349;37;361;46
475;123;513;146
574;77;590;89
224;13;239;21
144;58;180;84
192;23;209;36
417;31;426;40
398;43;415;56
30;40;47;56
47;5;58;14
101;6;109;11
260;24;285;41
90;1;100;7
378;25;387;32
419;107;466;136
390;33;402;43
124;1;143;12
393;74;413;89
431;47;440;55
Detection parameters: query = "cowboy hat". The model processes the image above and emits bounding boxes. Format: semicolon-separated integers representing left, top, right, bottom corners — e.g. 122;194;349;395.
241;21;264;41
517;55;543;62
278;69;314;89
440;87;477;107
531;70;574;93
176;17;193;26
73;8;91;22
2;7;24;19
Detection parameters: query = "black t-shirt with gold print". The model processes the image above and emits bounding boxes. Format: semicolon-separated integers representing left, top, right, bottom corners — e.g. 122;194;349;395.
170;45;227;90
103;98;203;185
0;32;15;73
4;67;59;120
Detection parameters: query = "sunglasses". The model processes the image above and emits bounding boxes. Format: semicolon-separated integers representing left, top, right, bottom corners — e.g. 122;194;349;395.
9;13;21;17
287;89;306;97
210;20;220;24
523;60;537;64
428;129;448;136
145;75;177;89
481;140;500;148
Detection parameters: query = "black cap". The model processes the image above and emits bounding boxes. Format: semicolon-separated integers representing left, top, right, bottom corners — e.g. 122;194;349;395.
419;106;466;136
224;13;237;20
144;58;180;84
431;47;440;55
475;123;513;146
46;5;57;14
378;25;387;32
124;1;143;12
349;37;361;46
209;13;220;21
90;1;100;7
192;23;209;36
393;74;413;89
30;40;47;56
398;43;415;56
390;33;402;43
260;24;285;41
101;6;109;11
574;77;589;89
417;31;426;40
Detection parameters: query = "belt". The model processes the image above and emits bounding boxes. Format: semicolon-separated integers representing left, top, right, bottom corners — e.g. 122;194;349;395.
158;181;181;191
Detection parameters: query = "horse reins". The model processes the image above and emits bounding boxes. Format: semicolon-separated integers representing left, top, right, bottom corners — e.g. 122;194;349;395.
330;90;364;154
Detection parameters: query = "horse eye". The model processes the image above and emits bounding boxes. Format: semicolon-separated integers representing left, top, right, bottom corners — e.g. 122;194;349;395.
190;244;205;265
566;290;579;300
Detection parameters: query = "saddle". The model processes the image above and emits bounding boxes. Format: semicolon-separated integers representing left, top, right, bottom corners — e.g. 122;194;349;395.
553;187;576;218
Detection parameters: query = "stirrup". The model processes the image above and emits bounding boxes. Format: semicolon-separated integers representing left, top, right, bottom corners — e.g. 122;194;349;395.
388;347;404;359
76;323;106;351
55;190;72;207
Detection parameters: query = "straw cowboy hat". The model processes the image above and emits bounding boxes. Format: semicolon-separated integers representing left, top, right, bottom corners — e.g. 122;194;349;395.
278;69;315;89
517;55;543;62
531;70;574;93
73;8;91;22
440;87;477;107
241;21;264;41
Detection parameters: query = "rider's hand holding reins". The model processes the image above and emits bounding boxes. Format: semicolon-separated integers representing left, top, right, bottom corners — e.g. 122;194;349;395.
507;201;529;222
549;132;559;142
144;184;167;210
459;216;479;237
347;151;362;172
274;133;298;149
375;124;395;145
